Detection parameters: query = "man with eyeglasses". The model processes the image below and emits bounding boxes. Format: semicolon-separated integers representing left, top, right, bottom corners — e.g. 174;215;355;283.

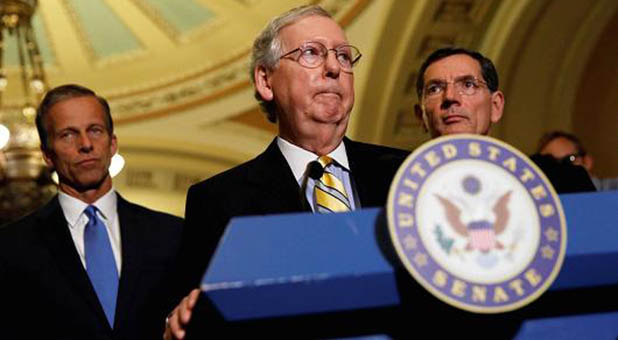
414;47;505;138
414;47;595;193
164;5;408;339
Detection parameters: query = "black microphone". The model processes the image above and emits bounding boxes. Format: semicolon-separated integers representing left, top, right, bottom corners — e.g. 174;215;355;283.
307;161;324;180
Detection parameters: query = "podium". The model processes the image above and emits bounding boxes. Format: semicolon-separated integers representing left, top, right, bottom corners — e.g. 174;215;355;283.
198;191;618;338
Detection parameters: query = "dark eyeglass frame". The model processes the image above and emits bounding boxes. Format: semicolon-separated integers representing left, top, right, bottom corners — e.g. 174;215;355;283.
279;41;362;72
422;76;488;101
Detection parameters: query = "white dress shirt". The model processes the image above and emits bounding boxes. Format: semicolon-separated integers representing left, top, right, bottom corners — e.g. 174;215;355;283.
277;136;358;211
58;188;122;274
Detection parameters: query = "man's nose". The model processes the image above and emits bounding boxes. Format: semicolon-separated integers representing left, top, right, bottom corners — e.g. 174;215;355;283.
78;133;93;152
443;82;461;100
323;51;341;78
441;83;461;109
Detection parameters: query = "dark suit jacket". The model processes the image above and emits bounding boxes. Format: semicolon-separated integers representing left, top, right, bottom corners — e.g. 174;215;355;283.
176;137;409;294
0;194;183;340
529;153;596;193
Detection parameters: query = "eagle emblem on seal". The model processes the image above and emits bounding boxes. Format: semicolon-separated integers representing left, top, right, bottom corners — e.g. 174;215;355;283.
435;176;512;253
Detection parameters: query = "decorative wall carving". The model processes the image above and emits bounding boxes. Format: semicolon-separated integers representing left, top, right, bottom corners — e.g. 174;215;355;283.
389;0;498;147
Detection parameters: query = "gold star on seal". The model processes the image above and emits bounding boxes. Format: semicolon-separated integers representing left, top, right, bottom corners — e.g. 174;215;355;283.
414;253;428;267
403;235;417;250
541;245;555;259
544;228;559;242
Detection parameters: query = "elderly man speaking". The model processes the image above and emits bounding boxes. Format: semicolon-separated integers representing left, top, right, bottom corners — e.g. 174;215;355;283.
165;5;408;339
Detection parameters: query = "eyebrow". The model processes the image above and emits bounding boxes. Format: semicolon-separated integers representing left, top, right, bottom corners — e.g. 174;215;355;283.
56;123;105;133
425;74;479;84
56;126;79;133
301;39;349;48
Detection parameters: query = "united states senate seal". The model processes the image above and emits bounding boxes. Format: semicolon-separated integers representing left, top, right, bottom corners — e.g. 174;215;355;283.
387;134;567;313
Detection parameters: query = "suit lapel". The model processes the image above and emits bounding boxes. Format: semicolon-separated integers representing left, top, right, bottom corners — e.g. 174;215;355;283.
113;195;144;330
247;139;310;213
37;196;112;331
345;138;368;206
345;137;380;208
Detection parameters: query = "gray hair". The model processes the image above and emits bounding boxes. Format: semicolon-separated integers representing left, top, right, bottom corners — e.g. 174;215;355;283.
250;5;332;123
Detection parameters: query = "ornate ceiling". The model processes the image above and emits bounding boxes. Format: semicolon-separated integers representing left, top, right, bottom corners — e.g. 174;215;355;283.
2;0;616;216
5;0;368;120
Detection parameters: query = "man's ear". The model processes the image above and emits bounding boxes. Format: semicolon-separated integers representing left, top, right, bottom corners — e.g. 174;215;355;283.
110;134;118;156
254;65;274;101
490;90;505;123
582;154;594;172
414;103;428;132
41;145;54;168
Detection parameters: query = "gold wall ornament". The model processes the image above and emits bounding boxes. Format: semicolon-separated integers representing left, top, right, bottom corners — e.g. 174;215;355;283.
0;0;54;226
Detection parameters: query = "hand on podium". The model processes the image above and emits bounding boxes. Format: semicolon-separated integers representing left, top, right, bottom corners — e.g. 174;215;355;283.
163;289;200;340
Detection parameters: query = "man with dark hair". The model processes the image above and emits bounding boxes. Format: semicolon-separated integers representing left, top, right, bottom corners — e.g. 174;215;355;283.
414;47;504;138
413;47;595;193
538;130;617;191
0;84;183;339
415;47;500;98
165;5;408;339
35;84;113;152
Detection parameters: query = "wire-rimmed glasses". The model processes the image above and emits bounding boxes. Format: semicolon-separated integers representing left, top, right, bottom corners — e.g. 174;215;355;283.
279;41;362;72
423;76;488;100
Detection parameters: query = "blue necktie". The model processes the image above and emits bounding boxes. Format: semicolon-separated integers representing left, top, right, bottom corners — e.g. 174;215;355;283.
84;205;119;327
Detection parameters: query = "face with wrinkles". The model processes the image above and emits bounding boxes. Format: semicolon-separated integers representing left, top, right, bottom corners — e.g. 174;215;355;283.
42;96;117;196
255;15;354;148
418;54;504;138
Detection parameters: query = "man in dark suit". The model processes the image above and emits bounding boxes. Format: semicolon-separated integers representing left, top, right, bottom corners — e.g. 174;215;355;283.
165;5;408;339
0;84;182;339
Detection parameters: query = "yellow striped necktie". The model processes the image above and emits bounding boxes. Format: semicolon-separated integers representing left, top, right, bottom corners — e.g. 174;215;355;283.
314;155;351;213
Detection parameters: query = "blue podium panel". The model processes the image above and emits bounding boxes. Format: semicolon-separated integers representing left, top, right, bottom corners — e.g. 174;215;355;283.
552;191;618;289
202;209;399;321
515;311;618;340
202;191;617;322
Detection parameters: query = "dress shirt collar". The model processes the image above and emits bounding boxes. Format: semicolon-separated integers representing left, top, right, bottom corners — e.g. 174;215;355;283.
277;136;350;182
58;188;117;228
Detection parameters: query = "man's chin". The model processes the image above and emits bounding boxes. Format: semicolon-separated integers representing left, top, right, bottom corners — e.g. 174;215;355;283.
436;124;475;137
314;105;351;122
66;173;111;192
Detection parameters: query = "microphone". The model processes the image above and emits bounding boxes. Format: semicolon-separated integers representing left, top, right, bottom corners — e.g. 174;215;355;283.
307;161;324;180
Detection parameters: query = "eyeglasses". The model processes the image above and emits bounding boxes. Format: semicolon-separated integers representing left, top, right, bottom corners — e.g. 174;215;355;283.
279;41;362;72
423;77;488;100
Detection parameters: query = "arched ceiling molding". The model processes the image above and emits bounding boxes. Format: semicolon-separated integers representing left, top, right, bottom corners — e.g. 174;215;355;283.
572;11;618;178
344;0;397;139
112;147;231;217
481;0;618;153
353;0;436;145
356;0;500;149
115;135;250;168
112;82;276;162
546;0;618;133
479;0;535;62
104;0;370;125
479;0;549;141
4;0;370;121
115;91;276;166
